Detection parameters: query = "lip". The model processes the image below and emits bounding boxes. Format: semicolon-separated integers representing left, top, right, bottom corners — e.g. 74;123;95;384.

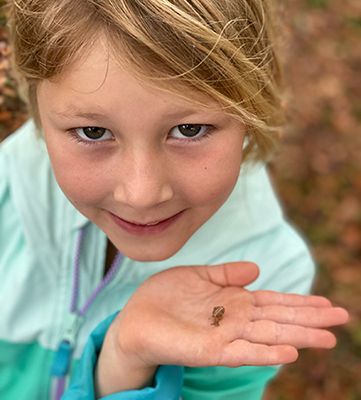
108;210;185;236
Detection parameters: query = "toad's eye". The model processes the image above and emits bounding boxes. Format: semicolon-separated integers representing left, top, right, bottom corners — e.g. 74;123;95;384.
74;127;113;142
169;124;211;141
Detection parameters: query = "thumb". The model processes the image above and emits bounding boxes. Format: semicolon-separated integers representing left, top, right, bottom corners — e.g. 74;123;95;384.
204;262;260;287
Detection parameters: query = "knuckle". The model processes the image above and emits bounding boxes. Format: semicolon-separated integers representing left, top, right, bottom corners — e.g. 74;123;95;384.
275;324;283;344
241;321;253;339
253;305;264;321
288;306;297;324
266;320;282;344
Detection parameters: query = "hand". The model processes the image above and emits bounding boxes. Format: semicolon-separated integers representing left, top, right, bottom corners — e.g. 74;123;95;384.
113;262;349;368
95;262;349;396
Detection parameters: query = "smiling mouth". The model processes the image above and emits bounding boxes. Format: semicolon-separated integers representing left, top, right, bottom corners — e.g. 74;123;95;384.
115;212;182;226
108;210;185;235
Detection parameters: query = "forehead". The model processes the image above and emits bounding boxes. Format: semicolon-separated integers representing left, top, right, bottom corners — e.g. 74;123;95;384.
39;37;222;116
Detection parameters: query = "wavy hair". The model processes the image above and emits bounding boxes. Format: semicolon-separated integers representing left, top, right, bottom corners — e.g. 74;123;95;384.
6;0;285;161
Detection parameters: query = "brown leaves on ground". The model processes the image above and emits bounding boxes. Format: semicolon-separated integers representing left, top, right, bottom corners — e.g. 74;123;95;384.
266;1;361;399
0;18;28;140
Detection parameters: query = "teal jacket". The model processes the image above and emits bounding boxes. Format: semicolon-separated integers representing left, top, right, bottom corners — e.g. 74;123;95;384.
0;121;315;399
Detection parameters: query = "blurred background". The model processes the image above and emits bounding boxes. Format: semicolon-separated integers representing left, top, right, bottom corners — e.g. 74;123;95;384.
0;0;360;399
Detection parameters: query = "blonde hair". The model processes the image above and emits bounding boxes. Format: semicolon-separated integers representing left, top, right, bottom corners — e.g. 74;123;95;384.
6;0;285;161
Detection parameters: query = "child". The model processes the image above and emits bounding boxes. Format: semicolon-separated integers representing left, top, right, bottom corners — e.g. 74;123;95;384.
1;1;348;399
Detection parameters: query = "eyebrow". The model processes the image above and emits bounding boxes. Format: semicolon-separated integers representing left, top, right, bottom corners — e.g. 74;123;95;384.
51;104;222;122
52;108;108;121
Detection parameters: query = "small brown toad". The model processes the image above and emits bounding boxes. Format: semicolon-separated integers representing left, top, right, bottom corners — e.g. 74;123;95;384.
210;305;225;327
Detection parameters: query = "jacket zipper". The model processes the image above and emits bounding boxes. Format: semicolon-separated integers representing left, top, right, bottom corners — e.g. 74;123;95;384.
51;226;123;399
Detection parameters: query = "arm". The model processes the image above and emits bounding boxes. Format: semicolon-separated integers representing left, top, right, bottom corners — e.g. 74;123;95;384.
63;312;184;400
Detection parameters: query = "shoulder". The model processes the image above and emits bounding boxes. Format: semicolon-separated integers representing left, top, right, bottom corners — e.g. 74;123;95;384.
0;120;49;207
242;220;316;294
0;124;34;282
206;164;315;293
0;141;21;259
219;164;316;294
0;120;87;246
1;119;44;156
0;122;39;234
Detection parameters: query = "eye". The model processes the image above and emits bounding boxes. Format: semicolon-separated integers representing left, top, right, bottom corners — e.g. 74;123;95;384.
169;124;211;141
73;126;113;142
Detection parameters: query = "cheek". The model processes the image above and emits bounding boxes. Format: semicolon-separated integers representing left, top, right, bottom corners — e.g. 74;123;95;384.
45;136;109;207
178;141;243;207
57;167;107;207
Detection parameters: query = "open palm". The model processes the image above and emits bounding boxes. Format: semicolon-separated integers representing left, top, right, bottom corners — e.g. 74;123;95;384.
114;262;348;369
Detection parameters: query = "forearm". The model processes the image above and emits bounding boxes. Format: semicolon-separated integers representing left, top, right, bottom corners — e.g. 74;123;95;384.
95;318;157;397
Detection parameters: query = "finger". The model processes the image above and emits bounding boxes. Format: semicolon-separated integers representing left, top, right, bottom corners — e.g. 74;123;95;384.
252;305;349;328
220;340;298;367
241;320;337;349
204;262;259;287
253;291;333;307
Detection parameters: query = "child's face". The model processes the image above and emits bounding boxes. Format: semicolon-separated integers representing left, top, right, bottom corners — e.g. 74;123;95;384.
37;39;246;261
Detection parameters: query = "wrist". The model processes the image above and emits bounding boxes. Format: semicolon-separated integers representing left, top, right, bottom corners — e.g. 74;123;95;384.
95;317;158;397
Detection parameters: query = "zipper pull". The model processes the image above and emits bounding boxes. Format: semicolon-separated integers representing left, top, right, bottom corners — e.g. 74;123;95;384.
51;313;84;377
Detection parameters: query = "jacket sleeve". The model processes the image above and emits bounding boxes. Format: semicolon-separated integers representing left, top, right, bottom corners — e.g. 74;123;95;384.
63;312;184;400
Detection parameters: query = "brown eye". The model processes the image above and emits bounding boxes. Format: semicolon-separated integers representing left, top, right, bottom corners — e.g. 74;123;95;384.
82;127;106;139
169;124;210;141
178;124;202;137
74;127;113;143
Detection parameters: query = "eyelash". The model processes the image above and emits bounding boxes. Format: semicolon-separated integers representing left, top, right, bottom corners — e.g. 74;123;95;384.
67;125;215;147
67;129;113;147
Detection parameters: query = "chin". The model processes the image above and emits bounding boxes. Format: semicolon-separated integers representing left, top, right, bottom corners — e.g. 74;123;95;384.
123;241;186;262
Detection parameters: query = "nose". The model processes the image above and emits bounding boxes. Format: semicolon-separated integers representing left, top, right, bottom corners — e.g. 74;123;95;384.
113;148;174;210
